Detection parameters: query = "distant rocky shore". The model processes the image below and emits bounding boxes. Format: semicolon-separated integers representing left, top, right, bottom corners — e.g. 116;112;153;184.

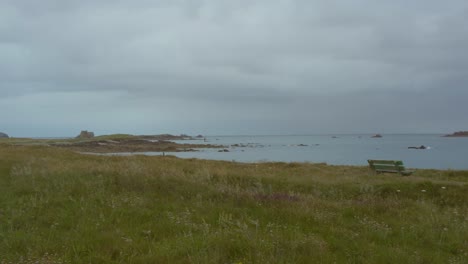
3;132;221;153
443;131;468;137
55;138;219;153
75;130;202;141
57;132;218;153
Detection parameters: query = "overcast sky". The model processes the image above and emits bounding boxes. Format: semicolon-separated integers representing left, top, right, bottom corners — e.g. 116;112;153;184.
1;0;467;137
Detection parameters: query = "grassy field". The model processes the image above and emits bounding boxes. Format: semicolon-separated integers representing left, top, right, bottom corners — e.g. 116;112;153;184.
0;144;467;263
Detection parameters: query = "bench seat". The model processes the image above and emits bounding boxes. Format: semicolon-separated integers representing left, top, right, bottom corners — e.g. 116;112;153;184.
367;160;413;176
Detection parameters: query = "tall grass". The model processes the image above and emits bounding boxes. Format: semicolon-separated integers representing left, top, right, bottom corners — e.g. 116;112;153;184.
0;145;467;263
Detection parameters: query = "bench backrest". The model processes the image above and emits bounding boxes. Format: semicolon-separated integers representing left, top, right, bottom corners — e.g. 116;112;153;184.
367;159;406;173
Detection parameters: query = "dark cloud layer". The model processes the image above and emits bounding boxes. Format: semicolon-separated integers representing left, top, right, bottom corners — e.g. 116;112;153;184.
1;0;467;136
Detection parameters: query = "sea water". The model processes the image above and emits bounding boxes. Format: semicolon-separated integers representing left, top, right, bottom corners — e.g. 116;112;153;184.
138;134;468;170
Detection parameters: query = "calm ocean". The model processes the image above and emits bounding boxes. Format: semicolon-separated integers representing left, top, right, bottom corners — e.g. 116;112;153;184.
140;135;467;170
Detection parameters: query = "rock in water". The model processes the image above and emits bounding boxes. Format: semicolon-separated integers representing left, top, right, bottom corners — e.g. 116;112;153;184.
408;145;427;150
76;130;95;139
0;132;9;138
444;131;468;137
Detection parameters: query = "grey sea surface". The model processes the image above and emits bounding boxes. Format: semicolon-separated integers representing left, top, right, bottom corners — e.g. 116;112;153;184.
117;134;468;170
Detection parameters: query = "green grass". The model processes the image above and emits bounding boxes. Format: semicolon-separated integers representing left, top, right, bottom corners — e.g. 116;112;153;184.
0;145;467;263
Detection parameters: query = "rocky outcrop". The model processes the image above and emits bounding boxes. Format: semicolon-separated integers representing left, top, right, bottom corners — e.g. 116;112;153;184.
0;132;9;138
444;131;468;137
55;137;221;153
76;130;95;139
408;145;427;150
371;134;383;138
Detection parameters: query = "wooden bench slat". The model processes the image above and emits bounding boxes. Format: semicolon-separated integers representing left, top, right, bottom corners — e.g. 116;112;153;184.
367;159;413;176
372;165;404;171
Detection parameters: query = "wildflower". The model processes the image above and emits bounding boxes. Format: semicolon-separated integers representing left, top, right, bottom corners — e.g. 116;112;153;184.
441;186;446;189
421;190;426;192
396;190;401;192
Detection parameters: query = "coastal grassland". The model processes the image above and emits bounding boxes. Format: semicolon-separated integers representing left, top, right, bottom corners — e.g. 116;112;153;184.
0;134;136;146
0;135;217;153
0;145;467;263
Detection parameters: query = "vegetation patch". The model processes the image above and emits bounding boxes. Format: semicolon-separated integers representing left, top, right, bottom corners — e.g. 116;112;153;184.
0;145;467;263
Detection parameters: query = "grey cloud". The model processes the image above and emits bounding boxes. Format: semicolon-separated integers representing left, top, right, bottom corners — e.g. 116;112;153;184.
1;0;467;136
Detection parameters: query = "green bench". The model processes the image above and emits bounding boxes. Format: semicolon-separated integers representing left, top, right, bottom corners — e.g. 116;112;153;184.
367;160;413;176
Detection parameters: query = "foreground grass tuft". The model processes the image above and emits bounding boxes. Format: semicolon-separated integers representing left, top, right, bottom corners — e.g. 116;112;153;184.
0;145;467;263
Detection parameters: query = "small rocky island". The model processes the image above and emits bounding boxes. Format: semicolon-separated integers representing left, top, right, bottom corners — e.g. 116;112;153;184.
443;131;468;137
0;132;9;138
76;130;95;139
371;134;382;138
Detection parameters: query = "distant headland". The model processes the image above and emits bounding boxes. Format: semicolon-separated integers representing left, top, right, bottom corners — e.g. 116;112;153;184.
0;132;219;153
443;131;468;137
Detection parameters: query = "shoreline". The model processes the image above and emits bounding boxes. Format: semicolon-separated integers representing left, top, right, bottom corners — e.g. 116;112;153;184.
2;133;468;170
0;134;224;153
